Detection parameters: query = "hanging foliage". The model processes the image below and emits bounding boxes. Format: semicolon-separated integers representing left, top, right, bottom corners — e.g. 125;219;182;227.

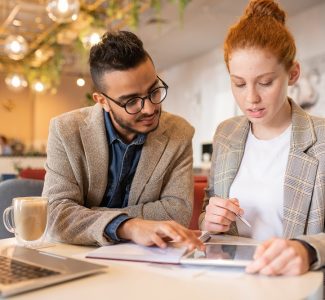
1;0;191;94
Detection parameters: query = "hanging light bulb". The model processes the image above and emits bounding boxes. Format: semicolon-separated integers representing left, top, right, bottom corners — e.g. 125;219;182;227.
32;80;46;93
5;73;28;91
80;27;105;49
76;77;85;87
4;35;29;60
46;0;80;23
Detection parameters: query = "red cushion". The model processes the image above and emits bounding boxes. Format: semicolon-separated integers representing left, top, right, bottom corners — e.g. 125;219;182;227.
19;168;46;180
194;175;208;183
189;175;208;230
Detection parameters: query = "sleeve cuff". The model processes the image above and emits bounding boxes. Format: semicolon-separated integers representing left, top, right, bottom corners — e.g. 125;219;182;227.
104;214;132;242
292;239;318;267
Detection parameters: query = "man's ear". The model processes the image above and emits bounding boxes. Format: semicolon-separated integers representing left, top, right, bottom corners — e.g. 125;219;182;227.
288;62;300;86
93;92;110;112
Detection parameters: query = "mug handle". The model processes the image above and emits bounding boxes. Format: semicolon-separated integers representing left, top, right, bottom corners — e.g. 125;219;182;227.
3;206;15;233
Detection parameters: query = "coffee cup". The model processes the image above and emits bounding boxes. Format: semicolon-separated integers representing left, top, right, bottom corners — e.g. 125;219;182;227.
3;197;48;248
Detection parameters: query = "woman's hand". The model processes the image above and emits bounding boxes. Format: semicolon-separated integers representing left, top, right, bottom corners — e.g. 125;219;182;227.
246;238;310;276
202;197;243;232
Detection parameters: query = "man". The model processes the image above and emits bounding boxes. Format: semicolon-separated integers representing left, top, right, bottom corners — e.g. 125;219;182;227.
43;31;202;250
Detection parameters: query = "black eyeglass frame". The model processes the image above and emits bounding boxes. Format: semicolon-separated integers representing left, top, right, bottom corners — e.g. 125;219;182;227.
100;76;169;115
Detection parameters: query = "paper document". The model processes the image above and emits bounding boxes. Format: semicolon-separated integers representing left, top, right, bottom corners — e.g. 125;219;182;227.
86;243;187;264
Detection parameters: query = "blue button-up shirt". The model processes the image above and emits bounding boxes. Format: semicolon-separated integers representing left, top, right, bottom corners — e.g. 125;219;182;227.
102;111;146;241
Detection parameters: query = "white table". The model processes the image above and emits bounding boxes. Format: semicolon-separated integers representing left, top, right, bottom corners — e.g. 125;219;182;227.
0;236;323;300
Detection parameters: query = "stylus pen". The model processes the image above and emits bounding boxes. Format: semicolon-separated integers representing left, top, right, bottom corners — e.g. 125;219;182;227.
236;214;251;228
199;231;211;243
212;195;252;228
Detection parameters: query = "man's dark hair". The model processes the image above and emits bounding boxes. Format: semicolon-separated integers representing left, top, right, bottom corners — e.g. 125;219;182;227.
89;30;152;91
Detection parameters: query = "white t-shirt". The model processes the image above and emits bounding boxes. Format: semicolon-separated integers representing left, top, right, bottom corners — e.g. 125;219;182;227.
229;125;292;241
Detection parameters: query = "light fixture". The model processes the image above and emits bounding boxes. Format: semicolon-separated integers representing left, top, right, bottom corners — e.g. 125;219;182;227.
5;73;28;91
80;27;105;49
46;0;80;23
76;77;85;87
4;35;29;60
30;46;55;67
32;80;46;93
12;19;22;27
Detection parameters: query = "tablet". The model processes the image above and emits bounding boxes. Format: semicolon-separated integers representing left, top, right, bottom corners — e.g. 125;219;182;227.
180;243;257;267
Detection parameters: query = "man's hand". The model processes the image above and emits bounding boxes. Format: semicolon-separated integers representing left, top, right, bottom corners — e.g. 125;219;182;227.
117;219;205;251
203;197;243;232
246;238;310;276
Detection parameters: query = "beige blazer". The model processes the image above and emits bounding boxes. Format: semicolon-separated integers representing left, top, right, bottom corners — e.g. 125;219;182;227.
199;100;325;269
43;104;194;246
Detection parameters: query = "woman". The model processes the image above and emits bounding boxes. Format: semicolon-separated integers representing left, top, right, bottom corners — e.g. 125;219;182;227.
200;0;325;276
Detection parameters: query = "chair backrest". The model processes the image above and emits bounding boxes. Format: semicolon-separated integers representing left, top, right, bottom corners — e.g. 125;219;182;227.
0;179;44;239
189;175;208;230
19;168;46;180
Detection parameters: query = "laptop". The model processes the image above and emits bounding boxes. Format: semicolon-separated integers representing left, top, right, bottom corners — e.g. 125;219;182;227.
0;246;107;297
180;242;258;267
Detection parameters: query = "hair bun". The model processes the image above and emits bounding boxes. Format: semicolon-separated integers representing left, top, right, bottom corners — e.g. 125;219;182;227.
244;0;286;25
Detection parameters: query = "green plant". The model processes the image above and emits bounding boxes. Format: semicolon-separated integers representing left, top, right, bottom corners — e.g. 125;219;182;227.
1;0;191;94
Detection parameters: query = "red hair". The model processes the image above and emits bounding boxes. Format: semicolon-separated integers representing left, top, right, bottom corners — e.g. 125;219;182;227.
224;0;296;71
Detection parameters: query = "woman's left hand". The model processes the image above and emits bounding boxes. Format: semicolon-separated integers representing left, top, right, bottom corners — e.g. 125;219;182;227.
246;238;310;276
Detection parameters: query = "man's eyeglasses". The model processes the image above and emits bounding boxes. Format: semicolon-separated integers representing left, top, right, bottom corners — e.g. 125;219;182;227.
100;76;168;115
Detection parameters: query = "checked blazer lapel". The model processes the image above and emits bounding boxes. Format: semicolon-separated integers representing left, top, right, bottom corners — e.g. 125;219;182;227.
79;104;109;205
213;117;250;235
213;118;250;198
283;100;318;238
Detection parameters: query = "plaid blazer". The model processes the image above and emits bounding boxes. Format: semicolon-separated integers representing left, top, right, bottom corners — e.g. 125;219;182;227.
199;99;325;269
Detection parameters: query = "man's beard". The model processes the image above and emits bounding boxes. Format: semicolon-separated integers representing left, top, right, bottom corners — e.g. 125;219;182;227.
110;108;161;136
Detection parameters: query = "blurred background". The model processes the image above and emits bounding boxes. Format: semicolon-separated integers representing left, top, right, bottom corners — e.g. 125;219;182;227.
0;0;324;173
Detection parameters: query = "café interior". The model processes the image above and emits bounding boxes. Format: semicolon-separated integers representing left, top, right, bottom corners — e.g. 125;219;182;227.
0;0;325;298
0;0;324;171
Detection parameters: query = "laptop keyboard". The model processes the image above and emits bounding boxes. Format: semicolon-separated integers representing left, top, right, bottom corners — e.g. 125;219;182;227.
0;255;61;285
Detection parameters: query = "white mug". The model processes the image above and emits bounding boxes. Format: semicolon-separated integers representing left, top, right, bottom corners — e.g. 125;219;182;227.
3;197;49;248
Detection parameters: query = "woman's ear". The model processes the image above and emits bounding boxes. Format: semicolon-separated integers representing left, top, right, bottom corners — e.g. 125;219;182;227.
288;62;300;86
93;93;110;112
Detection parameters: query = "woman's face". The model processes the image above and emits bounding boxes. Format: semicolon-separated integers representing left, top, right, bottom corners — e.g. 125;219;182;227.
228;48;299;130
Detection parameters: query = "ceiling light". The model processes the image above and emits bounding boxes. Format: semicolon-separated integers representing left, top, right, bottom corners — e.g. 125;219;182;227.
76;77;85;87
32;80;46;93
12;19;22;27
4;35;29;60
80;27;105;49
5;73;28;91
46;0;80;23
30;46;55;67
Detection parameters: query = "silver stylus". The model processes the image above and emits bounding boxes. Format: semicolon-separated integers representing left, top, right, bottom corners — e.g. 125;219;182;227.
236;214;252;228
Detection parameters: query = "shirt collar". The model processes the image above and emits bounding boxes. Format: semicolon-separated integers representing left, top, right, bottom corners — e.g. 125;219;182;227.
104;110;146;146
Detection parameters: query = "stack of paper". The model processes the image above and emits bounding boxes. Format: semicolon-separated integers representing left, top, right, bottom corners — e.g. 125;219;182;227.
86;243;187;264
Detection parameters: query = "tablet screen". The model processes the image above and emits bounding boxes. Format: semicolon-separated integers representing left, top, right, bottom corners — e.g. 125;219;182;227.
186;243;257;261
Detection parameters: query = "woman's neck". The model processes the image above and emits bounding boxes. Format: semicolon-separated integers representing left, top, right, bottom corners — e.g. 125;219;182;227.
251;100;292;140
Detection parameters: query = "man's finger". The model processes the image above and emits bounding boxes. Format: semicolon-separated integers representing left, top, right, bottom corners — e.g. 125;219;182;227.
151;233;167;248
154;223;182;241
